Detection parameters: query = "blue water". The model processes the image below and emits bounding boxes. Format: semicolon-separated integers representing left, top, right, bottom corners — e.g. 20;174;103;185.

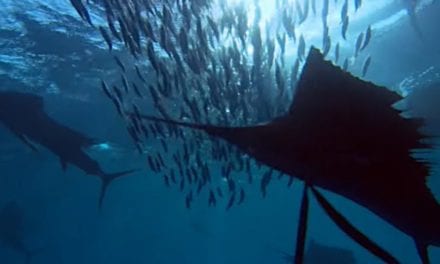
0;0;439;263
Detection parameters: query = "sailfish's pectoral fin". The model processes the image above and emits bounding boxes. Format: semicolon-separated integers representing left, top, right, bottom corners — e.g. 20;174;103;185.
16;133;38;152
294;184;309;264
415;240;430;264
310;187;400;264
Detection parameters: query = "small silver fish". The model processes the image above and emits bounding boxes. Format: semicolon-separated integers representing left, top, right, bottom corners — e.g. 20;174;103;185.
361;25;372;51
362;56;371;77
354;32;364;57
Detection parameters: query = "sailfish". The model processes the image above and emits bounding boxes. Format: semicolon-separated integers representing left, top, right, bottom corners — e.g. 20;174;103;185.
0;91;136;208
131;47;439;263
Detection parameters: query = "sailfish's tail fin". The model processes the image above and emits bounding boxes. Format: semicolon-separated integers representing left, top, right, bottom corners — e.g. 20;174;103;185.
98;169;137;209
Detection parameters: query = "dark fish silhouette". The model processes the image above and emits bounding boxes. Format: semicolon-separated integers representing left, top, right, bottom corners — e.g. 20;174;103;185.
361;56;371;77
354;0;362;12
98;26;112;51
341;15;349;40
0;201;40;264
360;25;372;51
69;0;93;27
0;91;136;208
130;47;439;263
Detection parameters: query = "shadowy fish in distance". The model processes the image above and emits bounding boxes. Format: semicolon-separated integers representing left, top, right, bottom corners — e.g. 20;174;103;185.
272;239;357;264
0;201;41;264
0;91;136;209
129;48;438;263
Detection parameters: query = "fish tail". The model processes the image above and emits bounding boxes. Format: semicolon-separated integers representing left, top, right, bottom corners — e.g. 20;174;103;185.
99;169;137;209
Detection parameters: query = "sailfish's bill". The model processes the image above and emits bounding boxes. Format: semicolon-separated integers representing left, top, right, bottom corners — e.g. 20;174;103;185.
130;47;439;263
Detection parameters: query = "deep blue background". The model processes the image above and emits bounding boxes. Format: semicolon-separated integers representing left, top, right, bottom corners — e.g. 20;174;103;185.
0;1;439;263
